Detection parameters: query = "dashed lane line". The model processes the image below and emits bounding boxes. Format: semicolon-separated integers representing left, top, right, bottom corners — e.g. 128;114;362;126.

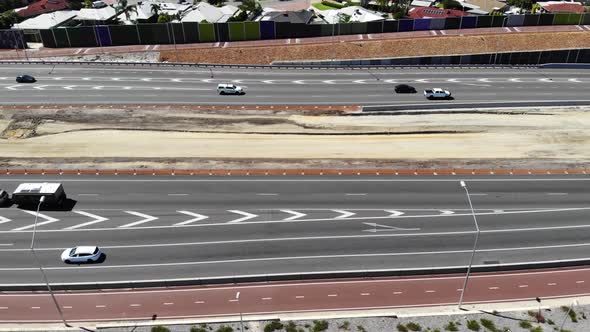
295;296;305;299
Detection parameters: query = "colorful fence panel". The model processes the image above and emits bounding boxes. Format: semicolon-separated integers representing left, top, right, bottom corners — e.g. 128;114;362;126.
429;18;445;30
413;18;430;31
398;19;413;32
198;23;215;42
460;16;477;29
507;15;524;26
260;21;275;39
476;15;492;28
95;26;112;46
228;22;245;41
244;22;260;40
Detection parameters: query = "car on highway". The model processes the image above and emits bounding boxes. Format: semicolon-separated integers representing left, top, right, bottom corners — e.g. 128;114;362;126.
394;84;417;93
424;88;451;100
217;83;245;95
61;246;103;264
16;75;36;83
0;190;10;207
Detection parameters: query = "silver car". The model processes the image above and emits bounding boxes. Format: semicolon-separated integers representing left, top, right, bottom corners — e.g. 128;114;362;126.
61;246;103;264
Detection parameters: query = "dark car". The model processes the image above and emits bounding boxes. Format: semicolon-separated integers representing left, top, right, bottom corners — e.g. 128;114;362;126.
0;190;11;207
16;75;36;83
394;84;417;93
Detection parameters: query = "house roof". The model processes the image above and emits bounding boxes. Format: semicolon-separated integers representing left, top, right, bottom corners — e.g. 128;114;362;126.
75;6;117;21
538;1;584;13
407;6;468;18
181;2;238;23
15;0;69;18
322;6;384;23
115;1;155;24
459;0;508;13
410;0;434;7
13;10;77;29
260;9;314;23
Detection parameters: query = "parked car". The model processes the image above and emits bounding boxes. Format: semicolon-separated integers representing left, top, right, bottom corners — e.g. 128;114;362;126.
0;190;10;207
423;88;451;99
61;246;103;264
217;83;245;95
16;75;36;83
394;84;417;93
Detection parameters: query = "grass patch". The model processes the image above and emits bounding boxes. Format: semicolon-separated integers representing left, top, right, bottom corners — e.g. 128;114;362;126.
191;327;208;332
151;327;170;332
466;320;480;331
338;321;350;330
285;322;297;332
396;324;408;332
479;319;496;331
519;321;532;329
529;327;543;332
217;326;233;332
444;322;458;331
406;322;421;331
312;2;335;10
265;321;284;332
356;326;366;332
313;320;329;332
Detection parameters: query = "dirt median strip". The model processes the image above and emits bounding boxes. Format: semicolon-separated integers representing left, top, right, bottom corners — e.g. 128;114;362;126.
1;168;588;176
0;105;357;113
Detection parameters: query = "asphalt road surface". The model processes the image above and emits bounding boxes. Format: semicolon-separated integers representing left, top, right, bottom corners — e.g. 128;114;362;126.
1;65;590;106
0;175;588;286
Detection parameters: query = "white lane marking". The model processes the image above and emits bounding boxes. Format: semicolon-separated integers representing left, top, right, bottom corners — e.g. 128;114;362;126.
493;209;504;213
256;193;277;196
328;294;338;297
84;48;92;54
577;25;585;31
163;302;174;305
0;178;587;183
489;287;500;290
363;222;420;232
129;304;141;307
360;293;371;296
194;301;205;304
430;30;437;36
65;211;109;230
386;210;404;217
439;210;455;215
31;306;40;309
295;296;305;299
175;211;209;226
513;26;521;32
0;216;11;225
576;280;585;284
228;299;238;302
262;297;272;300
227;210;258;223
95;305;106;308
0;307;7;309
469;193;488;196
78;193;99;196
518;285;528;288
63;306;72;309
74;49;83;54
167;193;188;196
144;45;151;50
439;30;446;35
346;193;367;196
281;210;306;221
547;283;557;286
63;85;76;90
425;290;435;293
547;193;568;195
333;209;355;219
119;211;158;228
12;212;59;231
0;244;13;246
393;291;403;295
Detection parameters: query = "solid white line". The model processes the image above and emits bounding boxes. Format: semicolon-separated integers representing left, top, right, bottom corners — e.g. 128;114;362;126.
62;306;72;309
163;302;174;305
469;193;488;196
95;305;106;308
425;290;435;293
31;307;40;309
256;193;277;196
0;244;12;247
12;212;59;231
488;287;499;290
547;193;568;195
547;283;557;286
577;280;585;284
228;299;238;302
518;285;528;288
0;307;7;309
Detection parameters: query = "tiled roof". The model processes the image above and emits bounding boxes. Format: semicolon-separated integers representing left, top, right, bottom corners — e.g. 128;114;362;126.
407;6;468;18
15;0;69;18
542;2;584;13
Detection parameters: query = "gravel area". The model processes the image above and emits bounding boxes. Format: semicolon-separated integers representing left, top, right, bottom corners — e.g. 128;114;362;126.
35;52;160;63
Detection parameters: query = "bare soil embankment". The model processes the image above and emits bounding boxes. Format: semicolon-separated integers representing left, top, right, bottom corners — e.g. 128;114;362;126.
160;32;590;64
0;107;589;170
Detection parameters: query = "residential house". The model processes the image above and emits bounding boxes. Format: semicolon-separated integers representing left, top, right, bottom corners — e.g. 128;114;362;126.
458;0;509;14
114;1;158;24
180;2;239;23
75;6;118;25
157;2;192;18
410;0;435;8
537;1;585;13
407;6;468;18
256;9;314;23
321;6;385;23
13;10;78;42
14;0;69;18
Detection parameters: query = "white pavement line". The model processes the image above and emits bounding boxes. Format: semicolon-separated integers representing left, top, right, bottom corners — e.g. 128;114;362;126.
74;49;83;54
547;193;568;195
577;280;585;284
167;193;188;196
585;25;590;31
281;210;306;221
513;27;521;32
360;293;371;296
0;307;7;309
518;285;529;288
0;244;13;246
65;211;109;230
439;210;455;215
295;296;305;299
287;39;291;44
13;211;59;231
503;27;512;33
228;299;238;302
439;30;446;35
547;283;557;286
425;290;435;293
327;294;338;297
153;45;160;50
429;30;437;36
386;210;404;217
295;38;301;43
31;306;40;309
357;35;363;40
227;210;258;223
346;193;367;196
0;216;11;225
83;48;92;54
333;209;355;219
95;305;106;308
489;287;500;290
262;297;272;300
62;306;72;309
493;209;504;213
214;42;220;47
577;25;585;31
194;301;205;304
144;45;151;50
367;34;373;39
129;304;141;307
469;193;488;196
163;302;174;305
393;291;403;295
175;211;209;226
256;193;277;196
222;42;228;48
119;211;158;228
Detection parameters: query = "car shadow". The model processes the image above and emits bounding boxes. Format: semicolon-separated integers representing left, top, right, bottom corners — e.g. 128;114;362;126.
17;199;77;212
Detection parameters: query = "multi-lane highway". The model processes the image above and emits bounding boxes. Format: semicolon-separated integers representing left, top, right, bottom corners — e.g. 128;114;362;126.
1;64;590;106
0;175;588;287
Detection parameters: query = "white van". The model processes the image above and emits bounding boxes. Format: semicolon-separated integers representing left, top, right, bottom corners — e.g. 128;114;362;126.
217;83;245;95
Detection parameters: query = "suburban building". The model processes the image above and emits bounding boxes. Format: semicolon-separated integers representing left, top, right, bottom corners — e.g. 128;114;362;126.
407;6;469;18
114;1;158;24
12;10;78;42
14;0;69;18
320;6;385;23
537;0;585;13
157;2;192;17
256;9;314;24
75;6;118;25
458;0;508;14
180;2;239;23
410;0;435;8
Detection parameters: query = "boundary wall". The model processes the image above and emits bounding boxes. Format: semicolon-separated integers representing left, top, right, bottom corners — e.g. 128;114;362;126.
2;12;589;48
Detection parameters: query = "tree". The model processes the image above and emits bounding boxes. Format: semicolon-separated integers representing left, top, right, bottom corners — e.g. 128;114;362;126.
237;0;261;16
157;13;172;23
506;0;534;10
84;0;92;8
441;0;462;10
150;3;161;15
207;0;225;6
0;10;18;29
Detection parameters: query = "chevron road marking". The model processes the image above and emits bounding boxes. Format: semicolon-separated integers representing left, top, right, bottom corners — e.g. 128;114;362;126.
439;210;455;215
65;211;109;230
119;211;158;228
227;210;258;223
386;210;404;217
13;211;59;231
175;211;209;226
281;210;306;221
333;209;355;219
0;216;11;225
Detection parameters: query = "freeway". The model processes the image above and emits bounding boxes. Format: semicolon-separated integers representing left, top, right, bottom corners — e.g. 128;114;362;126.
0;64;590;106
0;175;588;286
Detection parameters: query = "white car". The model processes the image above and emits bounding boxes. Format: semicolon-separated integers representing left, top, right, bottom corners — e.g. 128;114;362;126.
61;246;103;264
424;88;452;99
217;83;245;95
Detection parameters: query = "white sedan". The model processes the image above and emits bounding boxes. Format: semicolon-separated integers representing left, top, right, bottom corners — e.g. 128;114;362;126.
61;246;103;264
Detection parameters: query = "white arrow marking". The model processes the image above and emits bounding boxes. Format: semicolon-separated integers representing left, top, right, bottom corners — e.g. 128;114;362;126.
384;79;398;83
112;78;121;81
82;77;91;81
172;78;182;82
539;78;553;82
227;210;258;223
386;210;404;217
568;78;581;83
333;209;355;219
0;216;11;225
262;80;274;84
123;86;132;90
508;78;521;82
13;211;60;231
293;80;305;84
119;211;158;228
493;209;504;213
141;78;152;82
363;222;420;232
353;80;367;84
478;78;491;83
439;210;455;215
93;86;104;90
281;210;306;221
323;80;336;84
174;211;209;225
63;85;76;90
5;85;19;90
446;78;460;83
33;85;47;90
414;79;430;83
65;211;109;230
52;77;63;80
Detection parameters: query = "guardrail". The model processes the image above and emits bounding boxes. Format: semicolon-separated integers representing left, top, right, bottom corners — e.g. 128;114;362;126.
2;258;590;291
0;59;539;70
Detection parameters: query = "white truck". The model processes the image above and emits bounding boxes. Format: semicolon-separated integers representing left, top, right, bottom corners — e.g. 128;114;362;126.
11;183;67;207
424;88;452;100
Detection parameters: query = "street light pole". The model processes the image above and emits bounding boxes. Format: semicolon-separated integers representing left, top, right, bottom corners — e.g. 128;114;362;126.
30;196;69;327
236;291;244;332
458;180;480;310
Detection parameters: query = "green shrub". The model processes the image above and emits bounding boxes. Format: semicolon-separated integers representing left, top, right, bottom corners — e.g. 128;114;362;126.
530;327;543;332
406;322;421;331
466;320;480;331
338;321;350;330
569;310;578;322
217;326;234;332
265;321;284;332
444;322;458;331
546;319;554;325
285;322;297;332
192;327;208;332
433;329;441;332
313;320;329;332
151;327;170;332
357;326;367;332
321;0;345;9
479;319;495;331
519;321;532;329
396;324;408;332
